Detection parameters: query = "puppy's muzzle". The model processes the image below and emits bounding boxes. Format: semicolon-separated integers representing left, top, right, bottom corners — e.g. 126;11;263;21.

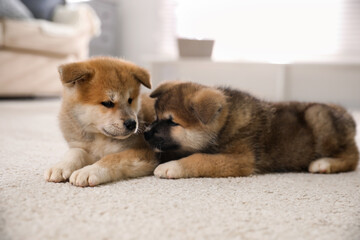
144;120;180;151
144;128;164;146
144;128;156;141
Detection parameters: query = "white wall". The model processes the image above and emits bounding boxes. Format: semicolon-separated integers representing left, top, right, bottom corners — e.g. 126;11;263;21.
149;60;284;100
149;59;360;109
116;0;176;67
285;64;360;108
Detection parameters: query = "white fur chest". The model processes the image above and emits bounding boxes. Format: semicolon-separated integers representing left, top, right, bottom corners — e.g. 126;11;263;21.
89;137;126;159
69;135;136;160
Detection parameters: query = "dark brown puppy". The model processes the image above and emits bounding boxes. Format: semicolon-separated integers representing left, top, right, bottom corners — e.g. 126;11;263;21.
144;81;359;179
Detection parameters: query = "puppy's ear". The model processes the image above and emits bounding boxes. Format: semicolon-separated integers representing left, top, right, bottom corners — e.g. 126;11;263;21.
190;88;226;124
150;81;182;98
133;67;152;89
58;62;94;87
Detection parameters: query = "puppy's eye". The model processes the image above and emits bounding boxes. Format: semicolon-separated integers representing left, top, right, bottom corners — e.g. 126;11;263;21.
128;98;133;104
101;101;115;108
168;119;179;126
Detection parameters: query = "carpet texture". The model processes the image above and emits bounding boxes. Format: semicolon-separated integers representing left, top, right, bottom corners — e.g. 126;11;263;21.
0;99;359;240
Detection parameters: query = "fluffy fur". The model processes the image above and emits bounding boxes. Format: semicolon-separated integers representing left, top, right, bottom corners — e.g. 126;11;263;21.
145;81;359;179
44;57;157;187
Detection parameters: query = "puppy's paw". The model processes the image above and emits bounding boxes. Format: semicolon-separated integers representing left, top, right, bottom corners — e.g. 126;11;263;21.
309;158;331;173
44;164;76;183
154;161;185;179
69;165;110;187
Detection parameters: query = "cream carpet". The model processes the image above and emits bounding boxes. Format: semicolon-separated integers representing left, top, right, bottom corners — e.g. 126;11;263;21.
0;99;360;240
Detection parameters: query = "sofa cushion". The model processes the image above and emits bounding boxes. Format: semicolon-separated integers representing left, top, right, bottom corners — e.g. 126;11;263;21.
20;0;64;21
3;19;88;56
0;49;74;96
0;0;33;19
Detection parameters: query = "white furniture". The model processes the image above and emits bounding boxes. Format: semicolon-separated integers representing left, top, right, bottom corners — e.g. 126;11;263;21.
148;58;360;109
0;4;100;97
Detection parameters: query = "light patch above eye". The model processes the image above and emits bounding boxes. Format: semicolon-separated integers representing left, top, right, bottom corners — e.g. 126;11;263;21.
106;91;119;102
163;112;173;120
162;112;181;126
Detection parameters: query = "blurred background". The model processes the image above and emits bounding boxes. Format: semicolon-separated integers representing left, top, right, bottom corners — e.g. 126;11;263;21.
0;0;359;108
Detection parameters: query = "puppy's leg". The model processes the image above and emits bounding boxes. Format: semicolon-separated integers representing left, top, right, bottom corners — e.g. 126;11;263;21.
154;152;255;179
305;104;359;173
309;142;359;173
45;148;96;182
69;148;157;187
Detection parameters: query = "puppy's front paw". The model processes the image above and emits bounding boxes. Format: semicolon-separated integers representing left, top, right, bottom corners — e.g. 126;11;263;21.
154;161;184;179
69;165;110;187
45;164;76;183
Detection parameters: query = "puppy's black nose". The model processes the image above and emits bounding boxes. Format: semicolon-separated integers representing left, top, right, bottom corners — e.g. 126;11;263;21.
124;119;136;131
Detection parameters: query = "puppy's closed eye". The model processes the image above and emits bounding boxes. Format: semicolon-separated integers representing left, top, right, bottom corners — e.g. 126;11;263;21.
168;118;179;126
101;101;115;108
